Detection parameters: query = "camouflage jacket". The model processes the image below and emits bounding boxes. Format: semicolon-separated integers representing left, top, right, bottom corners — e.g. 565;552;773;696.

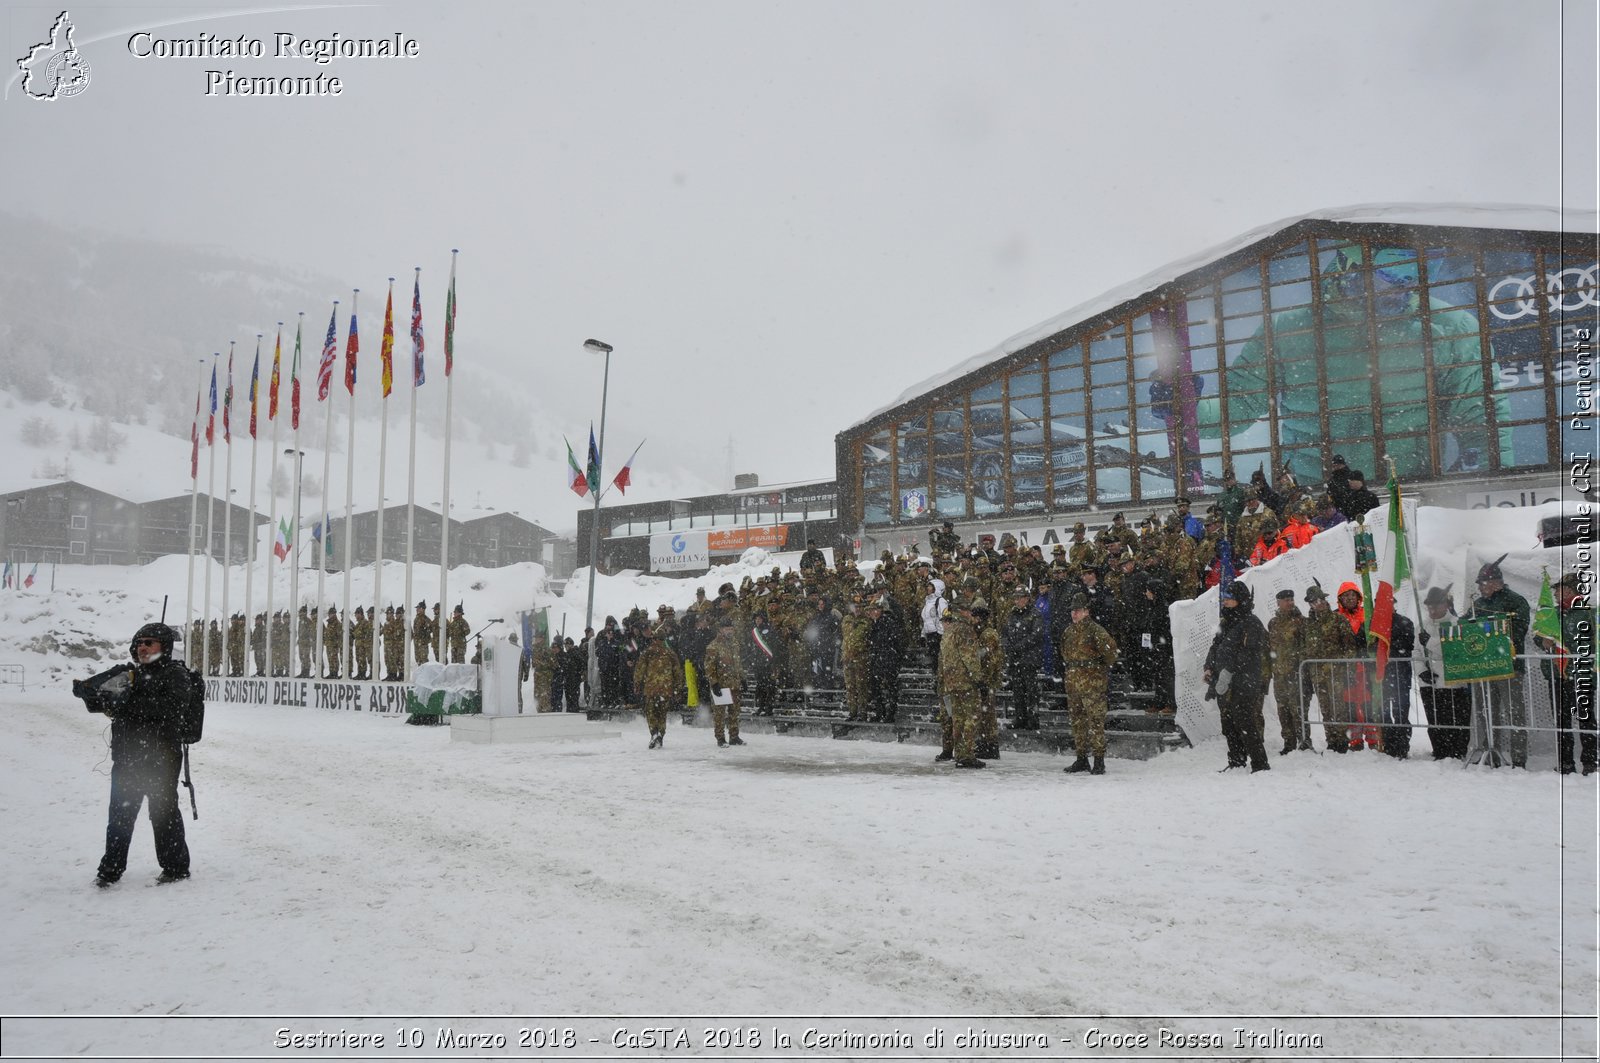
937;618;985;696
1059;618;1119;690
634;641;683;701
702;627;743;688
1266;608;1306;680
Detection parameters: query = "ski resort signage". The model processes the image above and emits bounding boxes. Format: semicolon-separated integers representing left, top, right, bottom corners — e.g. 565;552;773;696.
206;677;412;715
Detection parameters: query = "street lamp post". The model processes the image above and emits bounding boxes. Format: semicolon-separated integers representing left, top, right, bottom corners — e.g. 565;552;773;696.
582;338;613;702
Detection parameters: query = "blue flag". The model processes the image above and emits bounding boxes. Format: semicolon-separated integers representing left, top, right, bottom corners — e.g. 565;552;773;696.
586;424;601;495
1217;539;1236;616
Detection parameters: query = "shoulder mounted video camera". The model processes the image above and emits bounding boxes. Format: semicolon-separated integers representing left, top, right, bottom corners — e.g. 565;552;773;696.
73;664;134;715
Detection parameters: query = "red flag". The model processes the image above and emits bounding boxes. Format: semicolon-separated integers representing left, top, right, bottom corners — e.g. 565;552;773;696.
610;441;644;495
566;438;588;497
190;386;201;480
344;302;359;394
410;273;425;386
380;284;394;398
268;326;282;421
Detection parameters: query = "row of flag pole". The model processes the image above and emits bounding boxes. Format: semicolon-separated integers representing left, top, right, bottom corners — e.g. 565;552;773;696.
0;561;43;589
566;429;641;499
183;255;459;682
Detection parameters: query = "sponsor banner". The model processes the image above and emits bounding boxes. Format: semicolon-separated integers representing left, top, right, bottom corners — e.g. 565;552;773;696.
205;677;412;715
649;530;709;572
706;525;789;553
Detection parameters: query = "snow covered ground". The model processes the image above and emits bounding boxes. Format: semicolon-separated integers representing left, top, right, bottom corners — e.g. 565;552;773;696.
1;689;1595;1060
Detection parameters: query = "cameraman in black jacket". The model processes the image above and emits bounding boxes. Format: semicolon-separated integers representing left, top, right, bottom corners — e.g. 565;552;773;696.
76;622;195;888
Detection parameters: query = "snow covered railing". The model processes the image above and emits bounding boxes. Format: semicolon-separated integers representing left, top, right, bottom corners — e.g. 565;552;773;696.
0;664;24;692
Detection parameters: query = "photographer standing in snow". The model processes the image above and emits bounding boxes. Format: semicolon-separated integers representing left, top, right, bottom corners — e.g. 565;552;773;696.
74;622;202;888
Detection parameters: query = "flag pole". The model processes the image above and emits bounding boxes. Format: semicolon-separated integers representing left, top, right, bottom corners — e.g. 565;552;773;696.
290;313;304;677
342;290;359;680
221;341;236;676
374;279;394;679
244;335;261;676
202;353;219;679
403;267;422;680
437;250;457;661
264;324;283;679
184;359;204;664
317;300;339;679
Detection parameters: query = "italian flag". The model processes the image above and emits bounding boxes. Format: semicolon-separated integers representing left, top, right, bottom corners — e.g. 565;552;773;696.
1369;472;1410;680
566;438;589;497
273;517;292;562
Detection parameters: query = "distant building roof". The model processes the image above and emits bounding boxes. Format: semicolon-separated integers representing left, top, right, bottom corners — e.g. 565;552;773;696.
847;202;1599;431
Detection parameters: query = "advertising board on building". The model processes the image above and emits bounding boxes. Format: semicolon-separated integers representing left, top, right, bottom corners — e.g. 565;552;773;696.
707;526;789;553
650;530;709;572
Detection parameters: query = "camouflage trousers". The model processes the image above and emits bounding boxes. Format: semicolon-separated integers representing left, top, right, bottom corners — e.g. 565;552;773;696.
1310;667;1348;751
977;697;999;758
641;694;674;739
947;691;982;762
1066;684;1108;757
1272;671;1311;749
711;692;741;743
842;657;868;719
322;640;341;678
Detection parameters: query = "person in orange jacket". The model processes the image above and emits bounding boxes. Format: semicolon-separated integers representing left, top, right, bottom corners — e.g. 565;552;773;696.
1280;505;1317;549
1337;581;1378;750
1247;517;1289;567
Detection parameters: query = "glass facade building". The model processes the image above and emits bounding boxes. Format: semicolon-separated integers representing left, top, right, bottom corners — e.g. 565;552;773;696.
836;213;1597;535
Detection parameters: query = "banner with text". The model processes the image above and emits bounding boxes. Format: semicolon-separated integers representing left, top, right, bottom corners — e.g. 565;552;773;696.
707;525;789;553
649;530;709;572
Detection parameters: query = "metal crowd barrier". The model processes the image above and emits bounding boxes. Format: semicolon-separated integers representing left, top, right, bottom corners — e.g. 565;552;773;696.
1294;653;1587;765
0;663;24;692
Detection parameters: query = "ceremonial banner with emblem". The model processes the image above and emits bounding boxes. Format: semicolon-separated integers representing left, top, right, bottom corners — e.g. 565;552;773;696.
1440;616;1516;685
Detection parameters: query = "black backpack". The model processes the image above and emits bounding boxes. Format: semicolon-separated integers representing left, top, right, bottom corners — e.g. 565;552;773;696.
177;666;206;745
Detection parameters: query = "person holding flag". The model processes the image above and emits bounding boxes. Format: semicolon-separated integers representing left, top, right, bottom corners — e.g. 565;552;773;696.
1368;467;1416;759
1536;571;1596;775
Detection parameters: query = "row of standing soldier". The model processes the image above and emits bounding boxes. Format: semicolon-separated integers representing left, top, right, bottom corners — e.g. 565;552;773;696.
187;602;471;680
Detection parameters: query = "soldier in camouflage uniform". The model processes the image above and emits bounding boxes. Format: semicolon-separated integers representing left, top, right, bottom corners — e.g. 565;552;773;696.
1059;593;1119;775
931;520;961;561
1303;583;1358;752
633;626;684;749
972;599;1004;760
841;593;872;721
227;613;246;677
351;607;373;681
271;610;291;677
702;613;746;747
297;606;315;678
935;600;988;768
207;619;224;677
532;636;556;711
1066;522;1103;573
411;602;432;667
447;605;470;664
1267;588;1311;753
321;606;342;679
251;613;267;677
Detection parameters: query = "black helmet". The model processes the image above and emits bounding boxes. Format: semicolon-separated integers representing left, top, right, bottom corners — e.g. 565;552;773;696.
130;621;177;662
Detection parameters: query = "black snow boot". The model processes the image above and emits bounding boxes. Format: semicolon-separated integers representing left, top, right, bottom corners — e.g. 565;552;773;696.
1064;755;1091;774
1090;755;1106;775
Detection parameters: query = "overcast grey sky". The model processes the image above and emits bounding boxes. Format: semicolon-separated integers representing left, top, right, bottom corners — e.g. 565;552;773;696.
5;0;1595;488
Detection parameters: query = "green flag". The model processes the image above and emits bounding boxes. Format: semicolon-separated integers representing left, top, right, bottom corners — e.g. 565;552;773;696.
1532;568;1563;647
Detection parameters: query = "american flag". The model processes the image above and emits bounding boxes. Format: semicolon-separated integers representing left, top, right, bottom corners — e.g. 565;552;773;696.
316;304;338;401
411;273;426;387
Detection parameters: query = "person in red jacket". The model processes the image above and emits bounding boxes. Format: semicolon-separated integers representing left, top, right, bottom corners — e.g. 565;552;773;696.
1248;517;1289;567
1280;505;1317;549
1337;582;1378;750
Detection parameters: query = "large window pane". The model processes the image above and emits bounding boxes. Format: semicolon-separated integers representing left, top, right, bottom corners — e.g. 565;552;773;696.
1268;249;1311;284
1504;424;1549;468
931;408;965;456
1010;448;1048;513
971;378;1003;402
1010;370;1043;397
1090;359;1126;386
1090;329;1126;362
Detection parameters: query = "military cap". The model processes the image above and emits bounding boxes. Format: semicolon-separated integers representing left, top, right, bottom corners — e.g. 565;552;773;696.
1111;512;1126;523
1118;553;1137;566
1175;496;1192;506
718;582;736;596
1275;588;1296;601
1423;586;1455;606
1052;543;1067;555
978;533;996;546
1476;554;1508;583
657;604;672;614
416;600;426;609
1069;593;1091;611
1073;521;1086;533
969;597;990;615
941;520;954;529
1331;454;1348;466
999;532;1017;548
1304;584;1329;602
1010;584;1031;597
1553;572;1583;592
